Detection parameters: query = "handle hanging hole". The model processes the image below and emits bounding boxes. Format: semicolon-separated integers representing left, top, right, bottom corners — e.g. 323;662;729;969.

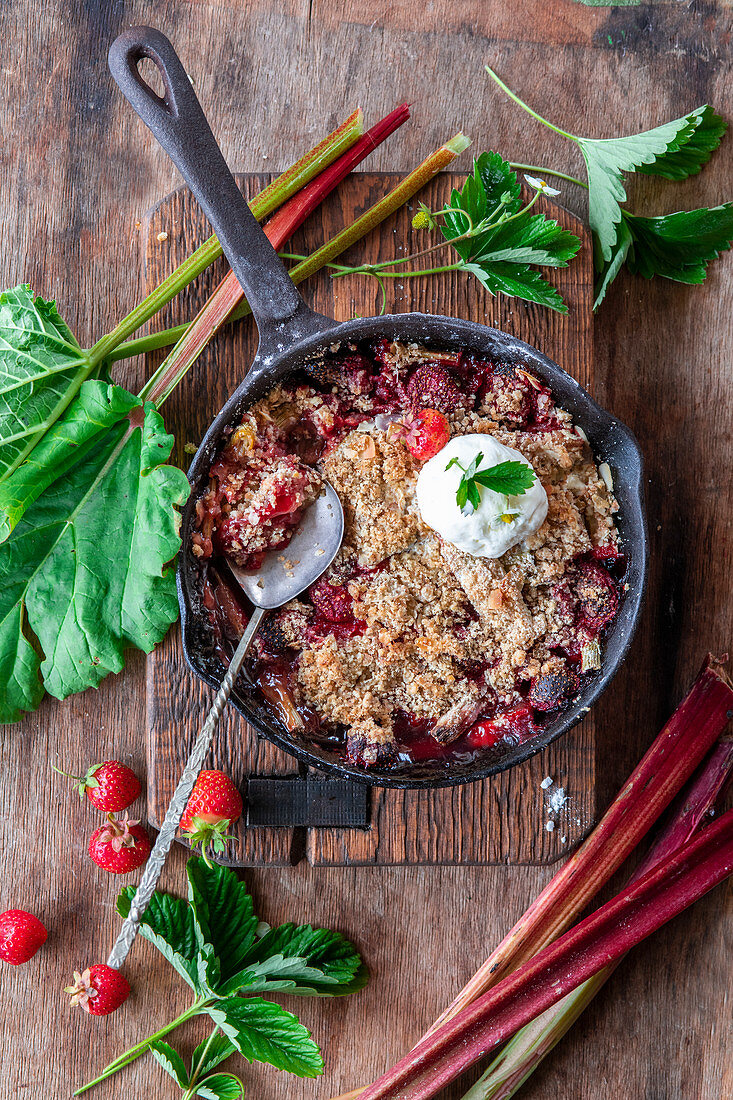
137;55;166;100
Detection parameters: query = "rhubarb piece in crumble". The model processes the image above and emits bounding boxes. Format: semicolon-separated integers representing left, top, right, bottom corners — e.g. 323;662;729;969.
195;339;623;772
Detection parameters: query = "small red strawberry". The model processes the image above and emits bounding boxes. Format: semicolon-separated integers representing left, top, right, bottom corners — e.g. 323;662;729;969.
180;770;243;867
0;909;47;964
65;964;130;1016
401;409;450;461
53;759;142;813
406;364;461;413
88;814;152;874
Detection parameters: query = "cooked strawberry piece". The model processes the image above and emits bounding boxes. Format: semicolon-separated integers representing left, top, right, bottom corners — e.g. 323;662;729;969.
309;576;354;622
574;561;620;633
403;408;450;461
465;720;502;749
467;703;538;747
406;363;461;414
591;541;622;564
529;667;580;711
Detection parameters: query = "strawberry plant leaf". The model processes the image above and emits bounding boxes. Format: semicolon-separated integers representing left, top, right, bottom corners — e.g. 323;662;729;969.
0;286;98;485
635;105;727;181
235;922;367;996
149;1040;190;1088
593;218;634;309
623;204;733;282
195;1073;245;1100
117;885;200;992
464;262;568;313
186;858;259;991
473;460;536;496
191;1034;239;1078
0;381;189;722
207;997;324;1078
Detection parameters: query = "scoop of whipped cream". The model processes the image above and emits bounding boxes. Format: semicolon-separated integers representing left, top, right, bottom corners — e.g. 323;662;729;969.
416;433;548;558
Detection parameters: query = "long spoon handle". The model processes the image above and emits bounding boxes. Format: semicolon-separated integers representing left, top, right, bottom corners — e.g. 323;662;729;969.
106;606;265;969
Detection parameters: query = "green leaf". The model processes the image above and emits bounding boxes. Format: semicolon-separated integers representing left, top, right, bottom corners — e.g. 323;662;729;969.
624;204;733;282
238;923;366;996
207;997;323;1078
574;113;700;263
191;1034;239;1078
593;218;634;309
195;1073;245;1100
149;1040;190;1087
117;885;200;992
473;460;536;496
0;381;189;722
464;262;568;313
636;106;727;181
186;858;259;993
441;152;523;256
0;286;96;484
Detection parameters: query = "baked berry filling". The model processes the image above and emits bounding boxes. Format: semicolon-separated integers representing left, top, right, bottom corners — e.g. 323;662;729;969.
194;338;622;772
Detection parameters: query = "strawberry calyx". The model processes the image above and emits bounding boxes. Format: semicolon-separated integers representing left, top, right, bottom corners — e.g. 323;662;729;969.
51;762;103;800
65;967;99;1012
98;813;141;853
182;815;236;868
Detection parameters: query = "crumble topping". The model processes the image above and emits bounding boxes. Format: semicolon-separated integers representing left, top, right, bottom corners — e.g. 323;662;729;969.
196;338;622;770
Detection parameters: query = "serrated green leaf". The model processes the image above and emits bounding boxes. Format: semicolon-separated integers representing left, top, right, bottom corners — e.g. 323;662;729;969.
575;113;699;262
636;105;727;181
149;1040;190;1087
0;286;96;484
464;263;568;313
473;460;536;496
239;923;365;994
207;997;323;1078
192;1034;239;1078
117;885;200;991
0;382;189;721
593;218;634;309
469;212;580;268
195;1072;245;1100
624;204;733;282
187;858;259;992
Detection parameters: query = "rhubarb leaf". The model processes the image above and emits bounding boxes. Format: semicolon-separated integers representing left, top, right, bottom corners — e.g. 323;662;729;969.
149;1041;190;1088
0;286;96;484
207;997;324;1078
117;886;200;992
0;381;189;721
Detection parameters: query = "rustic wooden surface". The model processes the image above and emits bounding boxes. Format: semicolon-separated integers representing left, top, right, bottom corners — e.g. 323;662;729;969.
146;171;596;867
0;1;731;1098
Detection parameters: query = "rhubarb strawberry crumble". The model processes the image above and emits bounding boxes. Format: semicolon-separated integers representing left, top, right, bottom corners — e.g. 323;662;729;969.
194;338;622;772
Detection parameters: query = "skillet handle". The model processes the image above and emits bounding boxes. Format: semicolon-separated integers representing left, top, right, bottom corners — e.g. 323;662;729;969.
108;27;330;350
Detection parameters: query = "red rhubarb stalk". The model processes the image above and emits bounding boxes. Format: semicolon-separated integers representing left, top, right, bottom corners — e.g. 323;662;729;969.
139;104;410;406
141;131;469;407
357;807;733;1100
425;655;733;1033
461;731;733;1100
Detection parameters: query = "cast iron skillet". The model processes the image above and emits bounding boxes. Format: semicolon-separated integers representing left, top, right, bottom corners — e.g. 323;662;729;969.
109;27;648;789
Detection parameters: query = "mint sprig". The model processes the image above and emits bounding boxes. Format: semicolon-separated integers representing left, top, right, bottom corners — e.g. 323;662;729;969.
76;857;367;1097
446;453;536;513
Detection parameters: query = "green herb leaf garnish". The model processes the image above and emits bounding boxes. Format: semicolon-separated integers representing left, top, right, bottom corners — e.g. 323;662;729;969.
447;453;536;512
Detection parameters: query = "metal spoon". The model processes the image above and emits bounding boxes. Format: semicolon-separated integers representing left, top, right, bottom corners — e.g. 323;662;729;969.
106;484;343;969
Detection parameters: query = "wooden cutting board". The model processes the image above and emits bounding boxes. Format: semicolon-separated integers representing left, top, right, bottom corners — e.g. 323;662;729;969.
144;171;595;866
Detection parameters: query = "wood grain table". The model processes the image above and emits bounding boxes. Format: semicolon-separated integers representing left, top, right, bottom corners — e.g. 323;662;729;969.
0;2;730;1098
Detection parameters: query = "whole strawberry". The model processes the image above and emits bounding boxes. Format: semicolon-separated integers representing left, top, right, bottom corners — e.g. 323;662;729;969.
65;964;130;1016
180;770;243;866
402;408;450;461
0;909;47;964
54;759;142;812
88;814;152;874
